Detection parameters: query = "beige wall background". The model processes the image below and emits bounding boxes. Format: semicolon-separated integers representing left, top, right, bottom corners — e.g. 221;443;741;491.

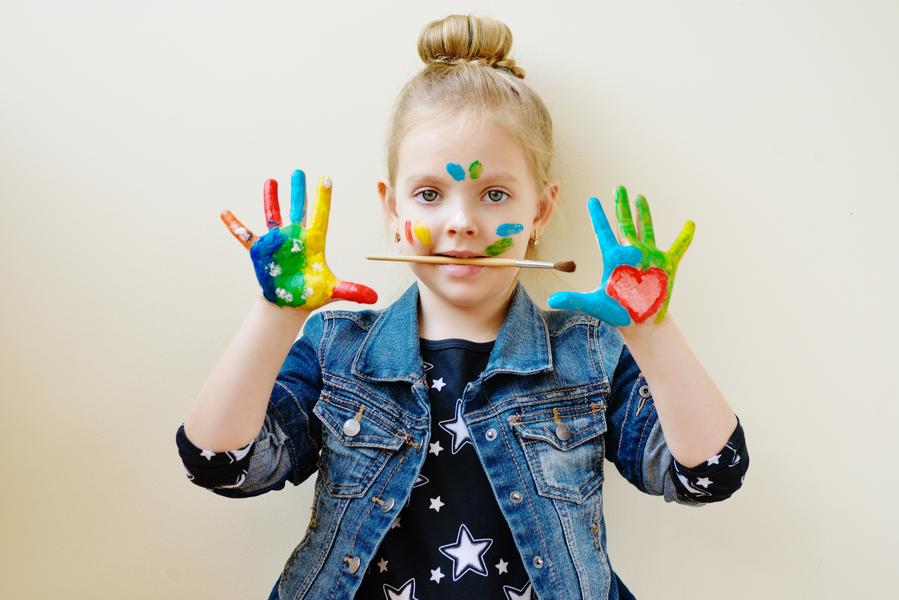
2;0;896;597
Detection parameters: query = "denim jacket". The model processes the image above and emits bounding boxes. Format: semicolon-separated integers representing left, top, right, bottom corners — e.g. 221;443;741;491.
212;280;708;599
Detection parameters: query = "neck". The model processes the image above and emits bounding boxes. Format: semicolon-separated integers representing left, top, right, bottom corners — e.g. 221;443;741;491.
417;281;516;343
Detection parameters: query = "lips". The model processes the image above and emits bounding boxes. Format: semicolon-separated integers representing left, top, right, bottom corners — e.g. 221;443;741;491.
434;251;486;258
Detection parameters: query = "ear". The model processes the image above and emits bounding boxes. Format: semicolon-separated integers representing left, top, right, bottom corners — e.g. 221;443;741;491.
377;176;398;224
531;178;560;236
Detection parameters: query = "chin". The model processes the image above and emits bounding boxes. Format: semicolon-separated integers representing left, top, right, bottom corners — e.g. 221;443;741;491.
413;264;517;308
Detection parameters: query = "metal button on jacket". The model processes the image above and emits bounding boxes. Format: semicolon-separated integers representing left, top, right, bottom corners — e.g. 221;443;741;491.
510;490;523;503
345;555;361;574
342;418;361;437
380;498;395;512
485;428;497;441
533;555;544;568
639;385;651;398
555;422;571;441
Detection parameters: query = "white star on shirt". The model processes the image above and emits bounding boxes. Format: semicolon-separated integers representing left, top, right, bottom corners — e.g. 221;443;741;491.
377;557;389;572
429;496;445;512
383;577;420;600
431;377;446;391
438;523;493;581
503;581;534;600
706;453;721;466
391;516;401;529
430;567;445;583
496;558;509;574
439;399;473;454
200;448;216;460
696;477;713;488
429;440;444;457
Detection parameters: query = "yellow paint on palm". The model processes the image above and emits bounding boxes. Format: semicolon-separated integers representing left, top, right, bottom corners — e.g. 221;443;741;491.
412;220;432;245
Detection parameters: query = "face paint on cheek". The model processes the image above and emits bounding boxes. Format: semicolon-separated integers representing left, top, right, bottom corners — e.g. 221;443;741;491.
412;220;432;246
484;237;514;256
404;220;414;245
495;223;524;237
446;162;465;181
468;160;483;179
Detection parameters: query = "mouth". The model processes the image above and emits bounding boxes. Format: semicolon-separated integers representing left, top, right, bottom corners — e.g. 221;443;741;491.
433;251;487;259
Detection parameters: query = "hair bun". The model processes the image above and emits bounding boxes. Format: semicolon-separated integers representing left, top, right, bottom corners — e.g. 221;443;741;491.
417;14;525;79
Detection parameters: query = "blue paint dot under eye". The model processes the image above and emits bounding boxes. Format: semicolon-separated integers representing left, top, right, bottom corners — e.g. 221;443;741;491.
446;162;465;181
496;223;524;236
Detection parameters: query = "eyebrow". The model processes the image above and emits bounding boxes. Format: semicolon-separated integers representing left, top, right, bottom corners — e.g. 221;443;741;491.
404;171;520;186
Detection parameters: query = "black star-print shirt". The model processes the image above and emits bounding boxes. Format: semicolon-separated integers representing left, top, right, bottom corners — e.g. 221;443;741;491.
175;338;748;599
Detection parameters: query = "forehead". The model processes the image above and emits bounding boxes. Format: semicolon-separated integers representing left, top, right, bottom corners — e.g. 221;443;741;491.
397;117;530;184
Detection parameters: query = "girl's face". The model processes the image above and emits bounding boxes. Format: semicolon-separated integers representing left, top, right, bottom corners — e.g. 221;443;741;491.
379;116;558;309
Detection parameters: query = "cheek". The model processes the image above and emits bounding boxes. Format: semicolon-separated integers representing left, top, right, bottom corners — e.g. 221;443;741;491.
400;217;434;248
483;221;526;256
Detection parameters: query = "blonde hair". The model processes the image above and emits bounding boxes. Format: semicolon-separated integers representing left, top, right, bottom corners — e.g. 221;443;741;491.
385;14;564;298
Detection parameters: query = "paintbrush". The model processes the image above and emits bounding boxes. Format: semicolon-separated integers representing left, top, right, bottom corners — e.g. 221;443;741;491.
366;254;576;272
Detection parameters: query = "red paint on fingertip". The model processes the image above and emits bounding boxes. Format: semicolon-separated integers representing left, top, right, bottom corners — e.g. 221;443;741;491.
332;281;378;304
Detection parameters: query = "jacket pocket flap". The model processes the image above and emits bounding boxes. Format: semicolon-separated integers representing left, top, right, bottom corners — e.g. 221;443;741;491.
313;392;405;451
510;403;607;451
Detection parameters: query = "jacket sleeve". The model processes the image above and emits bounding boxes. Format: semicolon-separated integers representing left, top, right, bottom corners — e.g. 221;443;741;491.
603;329;749;507
176;311;326;498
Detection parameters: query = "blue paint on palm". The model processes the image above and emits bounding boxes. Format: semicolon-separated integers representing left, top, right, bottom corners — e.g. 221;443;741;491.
496;223;524;236
547;196;642;327
290;169;306;224
250;227;286;303
446;162;465;181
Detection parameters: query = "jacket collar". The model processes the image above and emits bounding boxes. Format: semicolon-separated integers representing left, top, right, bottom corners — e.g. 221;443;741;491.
352;280;553;383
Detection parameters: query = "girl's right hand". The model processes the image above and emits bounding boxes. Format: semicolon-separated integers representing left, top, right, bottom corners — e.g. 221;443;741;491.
220;169;378;310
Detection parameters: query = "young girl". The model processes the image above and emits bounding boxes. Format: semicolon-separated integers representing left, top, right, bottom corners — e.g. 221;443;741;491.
177;14;748;600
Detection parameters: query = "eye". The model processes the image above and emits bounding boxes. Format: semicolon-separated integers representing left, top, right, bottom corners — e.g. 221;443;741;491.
414;189;440;203
484;189;510;203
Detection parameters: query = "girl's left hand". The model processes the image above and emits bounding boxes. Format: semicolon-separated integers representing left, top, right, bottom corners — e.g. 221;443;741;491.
547;186;695;328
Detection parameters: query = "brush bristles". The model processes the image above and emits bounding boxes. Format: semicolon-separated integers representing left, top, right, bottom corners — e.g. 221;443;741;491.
553;260;576;273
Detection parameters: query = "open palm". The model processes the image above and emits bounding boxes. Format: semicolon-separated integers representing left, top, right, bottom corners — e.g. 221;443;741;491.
547;186;694;326
220;169;377;309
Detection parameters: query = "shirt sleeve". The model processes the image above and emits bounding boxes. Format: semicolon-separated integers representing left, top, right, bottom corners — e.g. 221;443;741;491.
176;423;255;490
668;415;749;503
175;310;326;498
604;334;748;507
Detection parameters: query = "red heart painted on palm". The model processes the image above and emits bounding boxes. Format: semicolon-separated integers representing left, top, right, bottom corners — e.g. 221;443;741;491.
606;265;669;323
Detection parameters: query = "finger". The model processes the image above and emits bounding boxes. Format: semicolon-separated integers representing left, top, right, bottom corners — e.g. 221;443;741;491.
308;176;332;235
289;169;307;226
668;220;696;261
547;290;593;312
586;197;619;252
635;195;656;246
615;186;639;245
220;210;258;250
263;179;282;230
331;280;378;304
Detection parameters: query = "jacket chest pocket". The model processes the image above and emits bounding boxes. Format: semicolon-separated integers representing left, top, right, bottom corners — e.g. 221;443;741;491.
509;399;608;504
312;391;405;499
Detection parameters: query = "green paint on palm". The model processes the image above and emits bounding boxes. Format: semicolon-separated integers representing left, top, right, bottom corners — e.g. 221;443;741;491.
469;160;483;180
272;224;309;304
615;186;695;323
485;237;514;256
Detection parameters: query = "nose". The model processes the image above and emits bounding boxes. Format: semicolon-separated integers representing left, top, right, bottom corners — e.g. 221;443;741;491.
445;210;478;238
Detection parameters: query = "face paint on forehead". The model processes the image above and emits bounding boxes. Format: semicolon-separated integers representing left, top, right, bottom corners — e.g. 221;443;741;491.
445;160;485;181
446;162;465;181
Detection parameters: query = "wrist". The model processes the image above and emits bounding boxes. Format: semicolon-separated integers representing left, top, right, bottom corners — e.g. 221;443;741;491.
619;311;676;347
